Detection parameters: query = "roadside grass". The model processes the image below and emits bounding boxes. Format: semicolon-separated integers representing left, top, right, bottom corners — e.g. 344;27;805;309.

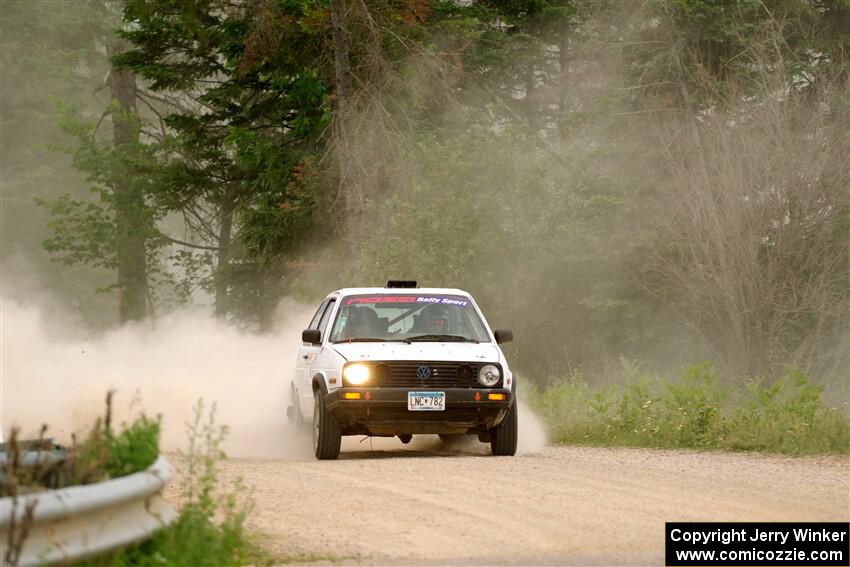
30;398;337;567
1;392;161;497
4;398;348;567
80;400;263;567
527;362;850;455
2;394;164;566
70;399;342;567
271;552;356;565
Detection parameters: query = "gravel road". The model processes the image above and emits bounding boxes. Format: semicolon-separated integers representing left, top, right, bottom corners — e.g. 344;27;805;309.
163;438;849;566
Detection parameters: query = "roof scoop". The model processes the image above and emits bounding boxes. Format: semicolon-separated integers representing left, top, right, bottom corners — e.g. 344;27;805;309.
386;280;417;288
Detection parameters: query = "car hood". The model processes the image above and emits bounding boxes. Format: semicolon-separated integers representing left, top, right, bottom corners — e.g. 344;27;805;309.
330;341;501;363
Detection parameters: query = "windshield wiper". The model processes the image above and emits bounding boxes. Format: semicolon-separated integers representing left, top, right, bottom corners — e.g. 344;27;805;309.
332;338;410;343
406;334;479;343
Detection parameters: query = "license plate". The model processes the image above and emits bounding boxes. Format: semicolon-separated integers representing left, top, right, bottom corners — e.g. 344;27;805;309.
407;391;445;411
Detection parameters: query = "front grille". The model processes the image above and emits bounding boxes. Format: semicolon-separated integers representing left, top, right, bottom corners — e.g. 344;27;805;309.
363;361;498;388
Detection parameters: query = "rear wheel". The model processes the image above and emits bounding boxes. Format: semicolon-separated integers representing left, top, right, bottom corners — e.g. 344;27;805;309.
489;400;518;456
313;390;341;460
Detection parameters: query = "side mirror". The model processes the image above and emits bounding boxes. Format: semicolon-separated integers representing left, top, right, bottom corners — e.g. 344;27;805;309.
494;329;513;344
302;329;322;344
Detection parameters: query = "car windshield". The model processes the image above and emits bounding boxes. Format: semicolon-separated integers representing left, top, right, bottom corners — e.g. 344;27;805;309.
329;294;491;343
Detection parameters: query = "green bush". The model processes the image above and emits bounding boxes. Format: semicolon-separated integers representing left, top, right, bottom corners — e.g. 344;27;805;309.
105;414;161;478
4;398;271;566
528;363;850;455
83;400;259;567
64;393;161;487
724;370;850;454
149;400;254;567
1;394;161;497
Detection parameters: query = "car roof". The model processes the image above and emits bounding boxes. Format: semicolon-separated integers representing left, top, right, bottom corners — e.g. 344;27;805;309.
327;287;473;299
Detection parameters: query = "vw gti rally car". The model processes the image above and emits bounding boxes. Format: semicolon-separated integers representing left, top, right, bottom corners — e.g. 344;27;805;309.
288;281;517;459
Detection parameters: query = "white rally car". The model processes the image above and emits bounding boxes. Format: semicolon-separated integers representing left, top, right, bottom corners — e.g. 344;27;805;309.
288;281;517;459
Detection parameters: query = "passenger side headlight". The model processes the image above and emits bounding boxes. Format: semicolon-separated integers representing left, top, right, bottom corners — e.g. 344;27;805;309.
478;364;501;387
343;363;370;385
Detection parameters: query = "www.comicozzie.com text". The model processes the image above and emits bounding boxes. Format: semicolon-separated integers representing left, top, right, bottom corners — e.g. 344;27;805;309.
670;527;848;546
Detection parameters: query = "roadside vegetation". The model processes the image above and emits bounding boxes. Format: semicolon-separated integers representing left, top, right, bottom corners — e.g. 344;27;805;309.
2;393;162;566
81;401;261;567
528;362;850;455
3;399;268;567
1;392;159;497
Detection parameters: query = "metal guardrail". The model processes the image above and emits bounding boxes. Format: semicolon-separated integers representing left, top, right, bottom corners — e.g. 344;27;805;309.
0;441;67;490
0;455;177;566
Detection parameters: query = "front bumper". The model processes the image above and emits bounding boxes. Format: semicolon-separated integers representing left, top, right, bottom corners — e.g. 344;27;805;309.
325;387;513;436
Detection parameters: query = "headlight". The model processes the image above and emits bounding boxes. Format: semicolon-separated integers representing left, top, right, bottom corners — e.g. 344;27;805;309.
343;363;370;385
478;364;501;387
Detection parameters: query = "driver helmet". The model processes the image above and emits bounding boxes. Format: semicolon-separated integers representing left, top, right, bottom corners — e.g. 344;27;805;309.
421;304;451;333
346;306;378;337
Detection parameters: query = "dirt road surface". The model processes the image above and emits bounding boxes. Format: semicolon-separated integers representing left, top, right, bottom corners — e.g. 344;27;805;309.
163;439;849;566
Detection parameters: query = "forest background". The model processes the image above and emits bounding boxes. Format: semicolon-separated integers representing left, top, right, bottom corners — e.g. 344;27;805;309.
2;0;848;412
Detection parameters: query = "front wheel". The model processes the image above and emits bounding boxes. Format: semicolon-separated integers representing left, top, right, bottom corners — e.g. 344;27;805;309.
489;400;518;456
313;390;341;460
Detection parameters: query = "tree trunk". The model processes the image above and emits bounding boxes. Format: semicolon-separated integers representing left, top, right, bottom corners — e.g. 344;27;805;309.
330;0;353;119
330;0;359;218
525;62;537;129
558;32;569;133
214;188;236;318
108;40;147;323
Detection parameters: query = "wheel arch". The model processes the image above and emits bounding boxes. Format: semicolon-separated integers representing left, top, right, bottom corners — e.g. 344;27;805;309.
312;373;329;395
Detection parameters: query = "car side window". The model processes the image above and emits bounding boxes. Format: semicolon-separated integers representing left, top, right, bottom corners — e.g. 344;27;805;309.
316;299;336;337
308;299;329;329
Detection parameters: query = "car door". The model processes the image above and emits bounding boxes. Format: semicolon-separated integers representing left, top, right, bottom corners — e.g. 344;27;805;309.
295;298;337;416
295;299;329;397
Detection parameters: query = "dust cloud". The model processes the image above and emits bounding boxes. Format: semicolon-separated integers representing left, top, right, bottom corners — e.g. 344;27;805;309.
516;400;547;454
2;295;547;459
1;295;315;459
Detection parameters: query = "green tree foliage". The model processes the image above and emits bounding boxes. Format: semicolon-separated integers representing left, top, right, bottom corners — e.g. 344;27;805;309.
12;3;160;323
111;0;332;322
0;1;109;248
0;0;121;325
318;0;848;387
41;97;164;318
11;0;846;392
618;0;850;111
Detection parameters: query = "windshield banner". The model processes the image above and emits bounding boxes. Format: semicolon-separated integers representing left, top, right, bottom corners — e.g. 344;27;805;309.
344;295;470;307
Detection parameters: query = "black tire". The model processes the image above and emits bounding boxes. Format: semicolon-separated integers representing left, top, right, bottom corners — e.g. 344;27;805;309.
489;400;518;456
313;390;341;460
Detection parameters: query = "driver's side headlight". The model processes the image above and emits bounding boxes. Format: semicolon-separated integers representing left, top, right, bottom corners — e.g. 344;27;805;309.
343;363;370;385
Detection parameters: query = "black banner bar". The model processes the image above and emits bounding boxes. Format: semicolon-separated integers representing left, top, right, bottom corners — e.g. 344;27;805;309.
666;522;849;566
